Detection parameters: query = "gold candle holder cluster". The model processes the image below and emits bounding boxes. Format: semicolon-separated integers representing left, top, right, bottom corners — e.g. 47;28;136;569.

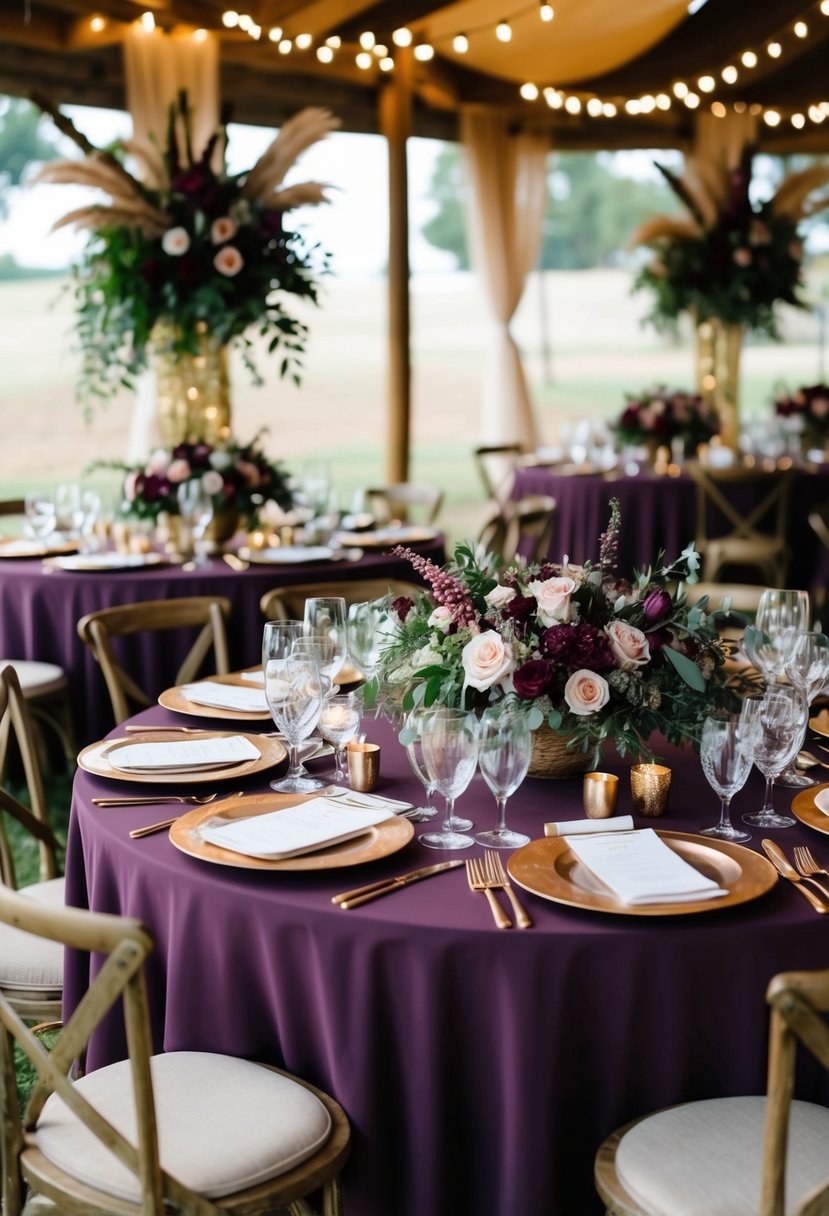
630;763;672;817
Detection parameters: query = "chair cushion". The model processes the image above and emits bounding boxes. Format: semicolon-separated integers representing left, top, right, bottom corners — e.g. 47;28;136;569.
37;1051;332;1201
0;661;67;698
615;1095;829;1216
0;878;64;993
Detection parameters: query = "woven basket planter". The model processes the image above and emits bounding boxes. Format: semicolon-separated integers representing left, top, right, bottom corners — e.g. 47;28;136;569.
528;723;593;780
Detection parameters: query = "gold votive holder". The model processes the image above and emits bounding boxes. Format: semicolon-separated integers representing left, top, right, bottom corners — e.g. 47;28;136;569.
630;763;671;817
347;742;380;793
582;772;619;819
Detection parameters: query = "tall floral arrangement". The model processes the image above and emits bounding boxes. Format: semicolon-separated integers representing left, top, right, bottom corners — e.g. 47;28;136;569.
615;385;719;450
376;503;739;763
33;92;338;411
774;382;829;449
631;147;829;337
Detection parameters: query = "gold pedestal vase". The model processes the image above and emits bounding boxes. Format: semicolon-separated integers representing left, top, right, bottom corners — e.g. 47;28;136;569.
694;316;744;453
154;321;231;446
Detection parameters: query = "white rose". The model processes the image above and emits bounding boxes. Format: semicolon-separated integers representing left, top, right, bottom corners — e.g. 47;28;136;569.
428;606;454;633
485;584;516;608
201;469;224;495
461;630;514;692
145;448;170;475
564;669;610;716
161;226;190;256
605;621;651;670
528;576;577;626
209;450;233;471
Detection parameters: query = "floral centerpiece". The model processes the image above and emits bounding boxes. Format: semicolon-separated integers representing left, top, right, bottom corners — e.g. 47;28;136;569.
376;502;739;767
615;385;719;452
774;383;829;451
34;92;338;415
114;433;292;528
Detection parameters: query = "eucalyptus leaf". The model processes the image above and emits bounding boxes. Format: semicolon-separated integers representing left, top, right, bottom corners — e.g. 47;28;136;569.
662;645;706;691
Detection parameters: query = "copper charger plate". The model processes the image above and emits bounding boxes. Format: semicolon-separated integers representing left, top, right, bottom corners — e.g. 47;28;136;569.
159;673;272;721
78;729;286;785
336;526;438;549
0;538;77;560
791;783;829;837
507;830;777;917
170;790;414;871
809;709;829;738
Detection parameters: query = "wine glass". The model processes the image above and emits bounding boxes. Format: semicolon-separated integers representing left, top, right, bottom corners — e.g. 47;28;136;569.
699;707;759;842
54;482;81;538
742;685;803;829
264;649;329;793
177;480;214;564
745;589;811;788
263;620;323;792
23;490;56;542
318;692;362;783
474;703;532;849
303;597;348;683
400;709;439;822
419;707;480;851
347;600;391;682
77;490;102;554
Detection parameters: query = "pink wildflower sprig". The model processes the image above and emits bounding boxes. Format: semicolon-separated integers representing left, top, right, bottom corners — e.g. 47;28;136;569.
599;497;621;577
392;546;478;628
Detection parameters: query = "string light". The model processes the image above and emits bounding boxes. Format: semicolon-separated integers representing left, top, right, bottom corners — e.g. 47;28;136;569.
684;92;700;108
792;112;806;127
655;93;671;110
822;0;829;12
89;14;106;32
221;10;238;28
277;38;291;54
721;64;738;83
794;20;809;35
140;11;155;31
673;81;689;98
540;3;554;20
316;45;333;62
268;26;282;42
496;20;512;42
359;31;375;50
698;75;715;92
586;97;603;116
767;41;782;56
602;101;617;117
295;32;312;49
325;35;341;48
453;33;469;52
237;14;251;32
711;100;726;117
543;87;563;108
639;94;656;112
355;50;372;68
520;82;539;100
414;42;434;60
379;56;394;71
764;109;781;125
193;27;207;41
741;49;758;67
392;27;412;47
564;95;581;113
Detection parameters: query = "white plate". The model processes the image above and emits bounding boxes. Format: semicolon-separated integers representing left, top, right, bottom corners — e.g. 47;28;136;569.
240;546;334;565
46;552;167;572
335;526;438;548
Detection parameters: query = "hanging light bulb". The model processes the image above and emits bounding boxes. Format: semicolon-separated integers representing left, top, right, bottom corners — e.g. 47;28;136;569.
763;109;781;126
698;75;715;92
392;27;412;46
326;35;341;48
564;96;581;114
359;30;375;50
222;10;239;27
711;101;726;117
791;113;806;128
625;99;641;115
586;97;603;116
355;50;373;68
520;83;539;100
316;45;333;62
295;33;312;49
140;11;155;31
278;38;291;53
794;20;808;37
268;26;282;41
655;93;671;110
543;87;563;109
767;41;782;57
379;57;394;71
602;101;617;117
413;42;434;60
741;49;758;67
193;27;207;41
540;3;554;20
673;81;689;98
496;20;512;42
453;33;469;52
721;64;738;83
684;92;700;108
90;14;106;32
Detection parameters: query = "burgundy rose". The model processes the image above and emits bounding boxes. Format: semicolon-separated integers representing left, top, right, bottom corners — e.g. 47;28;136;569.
570;623;615;671
391;596;414;622
175;253;207;287
642;588;672;624
140;257;164;289
191;443;211;467
140;473;170;504
258;210;285;241
539;624;576;664
513;659;555;700
171;166;213;196
537;563;558;581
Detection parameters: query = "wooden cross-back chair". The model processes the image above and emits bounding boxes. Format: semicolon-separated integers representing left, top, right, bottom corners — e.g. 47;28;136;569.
0;498;25;517
0;665;64;1023
364;482;443;525
0;884;351;1216
478;494;557;566
472;445;524;503
76;597;232;726
595;967;829;1216
260;579;425;623
688;463;794;586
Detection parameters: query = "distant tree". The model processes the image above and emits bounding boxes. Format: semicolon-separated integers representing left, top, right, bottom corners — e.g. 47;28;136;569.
420;144;679;271
0;95;60;218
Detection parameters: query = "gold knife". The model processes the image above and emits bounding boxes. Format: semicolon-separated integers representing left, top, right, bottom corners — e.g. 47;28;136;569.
761;840;829;914
333;859;464;909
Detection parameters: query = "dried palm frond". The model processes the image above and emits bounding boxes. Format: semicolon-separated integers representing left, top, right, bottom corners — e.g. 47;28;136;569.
269;182;333;210
629;214;701;248
771;162;829;220
681;156;729;228
687;155;731;212
655;161;709;229
801;189;829;218
116;138;168;190
243;107;340;202
51;202;168;237
32;157;148;208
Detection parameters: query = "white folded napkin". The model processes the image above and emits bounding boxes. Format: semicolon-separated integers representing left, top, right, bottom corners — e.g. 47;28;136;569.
329;789;413;812
566;827;728;905
545;815;634;837
241;670;265;685
108;735;259;774
199;796;393;860
181;681;268;713
814;789;829;817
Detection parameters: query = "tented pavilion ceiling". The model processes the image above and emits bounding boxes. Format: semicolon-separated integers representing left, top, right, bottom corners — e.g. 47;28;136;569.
2;0;829;152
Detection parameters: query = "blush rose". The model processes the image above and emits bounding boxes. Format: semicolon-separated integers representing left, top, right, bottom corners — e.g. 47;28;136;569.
605;621;651;670
461;630;514;692
564;669;610;716
528;576;577;626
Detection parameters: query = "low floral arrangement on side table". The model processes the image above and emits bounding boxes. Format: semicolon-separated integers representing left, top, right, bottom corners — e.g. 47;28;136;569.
34;91;338;410
615;385;719;452
117;433;292;527
377;502;739;765
774;383;829;451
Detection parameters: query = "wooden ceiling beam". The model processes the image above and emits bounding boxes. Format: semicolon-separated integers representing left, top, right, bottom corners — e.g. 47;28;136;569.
0;12;64;51
273;0;383;39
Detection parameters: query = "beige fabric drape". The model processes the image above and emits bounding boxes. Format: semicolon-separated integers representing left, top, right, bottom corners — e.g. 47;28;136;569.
123;27;219;460
693;111;759;170
461;107;548;448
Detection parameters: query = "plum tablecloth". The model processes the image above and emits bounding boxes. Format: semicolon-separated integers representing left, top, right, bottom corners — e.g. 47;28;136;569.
0;537;443;745
65;707;829;1216
513;465;829;590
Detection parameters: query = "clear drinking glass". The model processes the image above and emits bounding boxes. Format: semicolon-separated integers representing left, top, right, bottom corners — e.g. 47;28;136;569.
303;597;348;683
400;710;439;822
742;685;803;829
419;707;480;851
264;650;329;794
24;490;56;542
347;600;390;681
177;480;214;564
54;483;81;538
474;704;532;849
318;692;362;783
782;630;829;787
699;707;758;843
744;589;811;788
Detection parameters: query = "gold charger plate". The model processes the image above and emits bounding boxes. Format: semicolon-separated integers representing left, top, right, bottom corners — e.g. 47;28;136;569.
159;674;272;722
0;538;77;560
507;830;777;917
78;729;286;785
239;545;334;565
791;783;829;837
46;552;167;573
169;791;414;872
809;709;829;738
336;526;438;549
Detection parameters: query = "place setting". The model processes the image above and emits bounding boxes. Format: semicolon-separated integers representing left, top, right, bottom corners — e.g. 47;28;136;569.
77;729;287;785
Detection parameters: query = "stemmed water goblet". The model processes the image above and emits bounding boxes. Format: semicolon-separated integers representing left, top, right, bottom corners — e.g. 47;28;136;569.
699;705;759;843
743;588;811;788
263;648;329;794
347;600;391;686
419;707;480;851
318;692;362;783
303;597;348;684
474;703;532;849
399;709;439;822
742;685;803;829
177;480;214;565
263;620;327;793
23;490;56;543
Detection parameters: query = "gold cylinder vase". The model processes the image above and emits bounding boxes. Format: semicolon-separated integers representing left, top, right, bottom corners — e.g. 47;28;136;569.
694;315;744;453
153;320;231;447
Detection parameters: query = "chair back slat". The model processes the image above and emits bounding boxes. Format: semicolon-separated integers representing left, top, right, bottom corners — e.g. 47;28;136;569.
689;464;794;585
365;483;443;525
478;495;557;565
0;667;58;887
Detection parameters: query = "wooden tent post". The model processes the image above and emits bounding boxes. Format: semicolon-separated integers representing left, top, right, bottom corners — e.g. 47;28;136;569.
379;46;412;484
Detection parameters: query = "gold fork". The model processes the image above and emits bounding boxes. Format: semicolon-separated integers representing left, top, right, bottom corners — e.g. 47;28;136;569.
483;852;532;929
465;857;512;929
793;845;829;892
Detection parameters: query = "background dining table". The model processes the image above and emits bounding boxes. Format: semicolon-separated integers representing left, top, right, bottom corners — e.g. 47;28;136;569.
64;705;829;1216
512;462;829;590
0;536;444;745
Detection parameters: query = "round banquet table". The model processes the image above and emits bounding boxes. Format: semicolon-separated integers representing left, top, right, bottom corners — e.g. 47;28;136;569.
0;536;443;747
64;706;829;1216
512;463;829;590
